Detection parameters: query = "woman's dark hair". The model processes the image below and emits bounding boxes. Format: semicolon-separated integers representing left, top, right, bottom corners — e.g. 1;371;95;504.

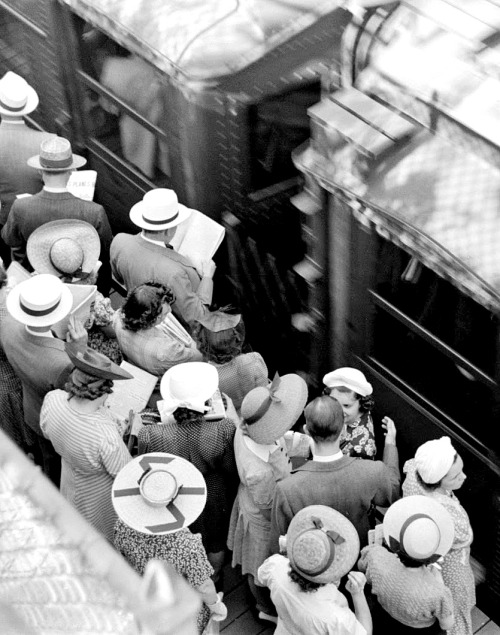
193;318;245;364
65;369;114;401
0;264;7;290
288;567;322;593
173;407;205;425
383;540;423;568
322;385;375;413
121;281;175;332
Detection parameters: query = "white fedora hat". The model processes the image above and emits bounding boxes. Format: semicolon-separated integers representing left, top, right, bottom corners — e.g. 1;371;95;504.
0;71;38;116
129;188;191;231
6;273;73;327
383;495;455;564
112;453;207;535
160;361;219;417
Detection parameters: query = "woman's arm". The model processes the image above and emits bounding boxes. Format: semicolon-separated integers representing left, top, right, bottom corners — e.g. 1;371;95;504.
346;572;372;635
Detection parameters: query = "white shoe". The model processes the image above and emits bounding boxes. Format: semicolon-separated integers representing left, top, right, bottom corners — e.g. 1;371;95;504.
258;611;278;625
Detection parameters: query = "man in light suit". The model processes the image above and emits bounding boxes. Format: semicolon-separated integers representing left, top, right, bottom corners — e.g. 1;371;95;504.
1;136;113;293
268;396;400;554
111;188;218;330
0;274;88;485
0;71;55;264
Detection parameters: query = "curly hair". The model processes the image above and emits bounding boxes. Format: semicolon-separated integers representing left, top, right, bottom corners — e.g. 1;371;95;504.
322;385;375;413
288;567;322;593
65;369;114;401
193;318;245;364
173;407;206;424
120;281;175;332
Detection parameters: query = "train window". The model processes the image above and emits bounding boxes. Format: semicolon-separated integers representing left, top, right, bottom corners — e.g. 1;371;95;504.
248;82;321;191
70;17;171;185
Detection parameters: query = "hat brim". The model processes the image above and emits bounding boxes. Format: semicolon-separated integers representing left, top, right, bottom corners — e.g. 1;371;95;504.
129;199;191;230
68;349;133;381
26;154;87;171
112;453;207;535
6;281;73;328
322;370;373;397
243;374;308;444
0;85;38;116
27;219;101;277
287;505;360;584
160;362;219;412
383;495;455;560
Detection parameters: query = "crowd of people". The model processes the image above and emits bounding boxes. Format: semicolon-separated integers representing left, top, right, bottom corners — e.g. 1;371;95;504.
0;71;477;634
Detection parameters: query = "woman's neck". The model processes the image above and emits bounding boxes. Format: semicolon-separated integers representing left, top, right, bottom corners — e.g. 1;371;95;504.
68;393;107;413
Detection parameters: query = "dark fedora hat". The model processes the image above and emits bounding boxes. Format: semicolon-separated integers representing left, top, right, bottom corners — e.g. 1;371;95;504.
67;347;133;381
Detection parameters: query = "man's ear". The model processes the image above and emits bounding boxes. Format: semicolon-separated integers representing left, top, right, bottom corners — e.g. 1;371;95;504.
303;423;309;436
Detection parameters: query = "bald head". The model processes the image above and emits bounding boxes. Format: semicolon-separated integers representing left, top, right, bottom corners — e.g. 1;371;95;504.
304;396;344;442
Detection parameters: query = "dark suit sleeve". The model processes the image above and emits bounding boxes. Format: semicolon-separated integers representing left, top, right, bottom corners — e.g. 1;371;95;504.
268;482;294;556
95;205;113;251
1;203;25;261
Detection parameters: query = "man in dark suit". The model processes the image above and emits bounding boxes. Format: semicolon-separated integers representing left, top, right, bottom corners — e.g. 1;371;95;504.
0;71;55;265
269;396;400;553
1;136;112;293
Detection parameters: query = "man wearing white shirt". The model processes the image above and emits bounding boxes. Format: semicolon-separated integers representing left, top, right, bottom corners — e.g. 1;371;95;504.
269;396;400;554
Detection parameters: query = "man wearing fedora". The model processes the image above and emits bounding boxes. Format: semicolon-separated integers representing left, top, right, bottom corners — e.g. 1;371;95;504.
111;188;217;330
268;396;401;555
1;136;113;293
0;274;89;485
0;71;55;265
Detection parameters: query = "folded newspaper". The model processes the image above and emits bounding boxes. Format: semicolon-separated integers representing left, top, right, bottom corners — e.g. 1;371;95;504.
106;361;157;425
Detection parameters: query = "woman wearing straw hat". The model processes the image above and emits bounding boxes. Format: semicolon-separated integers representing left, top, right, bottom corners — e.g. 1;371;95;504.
138;362;238;583
258;505;372;635
113;452;228;633
40;348;133;542
227;374;311;623
358;495;455;633
27;219;122;363
402;437;474;635
193;312;268;412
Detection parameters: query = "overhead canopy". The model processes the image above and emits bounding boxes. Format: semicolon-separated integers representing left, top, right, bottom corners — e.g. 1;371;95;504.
60;0;351;82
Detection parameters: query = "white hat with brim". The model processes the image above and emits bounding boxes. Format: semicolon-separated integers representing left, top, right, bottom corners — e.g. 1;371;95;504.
27;219;100;277
130;188;191;231
322;367;373;397
27;136;86;172
160;362;219;417
6;273;73;328
383;495;455;564
287;505;360;584
0;71;38;117
241;373;308;445
112;453;207;535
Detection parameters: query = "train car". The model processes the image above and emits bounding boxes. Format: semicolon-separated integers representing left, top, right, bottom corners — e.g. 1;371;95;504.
293;0;500;618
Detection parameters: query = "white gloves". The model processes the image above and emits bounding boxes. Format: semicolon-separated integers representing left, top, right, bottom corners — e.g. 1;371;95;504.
208;593;227;622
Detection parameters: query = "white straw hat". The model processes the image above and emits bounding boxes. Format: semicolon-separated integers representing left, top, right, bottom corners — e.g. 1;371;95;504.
383;495;455;564
27;136;86;171
322;367;373;397
6;273;73;327
160;362;219;417
0;71;38;116
112;453;207;535
130;188;191;231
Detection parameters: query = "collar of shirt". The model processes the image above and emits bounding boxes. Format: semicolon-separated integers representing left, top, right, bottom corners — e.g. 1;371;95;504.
25;326;54;338
43;186;68;193
244;434;279;462
140;233;173;248
1;119;26;125
312;450;344;463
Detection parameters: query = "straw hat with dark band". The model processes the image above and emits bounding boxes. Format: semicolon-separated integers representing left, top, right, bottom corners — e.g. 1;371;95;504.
0;71;38;116
241;373;308;444
27;219;100;278
6;273;73;327
67;347;133;381
112;453;207;535
27;136;86;172
130;188;191;231
287;505;360;584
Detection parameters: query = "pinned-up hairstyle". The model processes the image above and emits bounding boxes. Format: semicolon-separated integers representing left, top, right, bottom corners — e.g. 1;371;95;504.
121;281;175;332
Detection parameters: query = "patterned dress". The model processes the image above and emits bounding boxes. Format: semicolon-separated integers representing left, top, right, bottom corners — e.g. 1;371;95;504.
209;352;268;411
86;292;122;364
114;521;213;633
402;459;475;635
339;412;376;458
40;389;132;542
138;415;237;553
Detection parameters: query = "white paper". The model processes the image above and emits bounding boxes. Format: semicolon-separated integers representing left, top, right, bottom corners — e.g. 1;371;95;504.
106;361;157;422
67;170;98;201
170;208;225;274
51;283;97;339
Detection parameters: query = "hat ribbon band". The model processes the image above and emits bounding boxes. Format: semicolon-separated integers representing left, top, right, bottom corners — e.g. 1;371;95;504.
244;372;281;425
295;518;346;577
387;512;442;565
72;368;109;389
0;96;27;112
142;210;179;225
40;155;73;169
20;297;60;316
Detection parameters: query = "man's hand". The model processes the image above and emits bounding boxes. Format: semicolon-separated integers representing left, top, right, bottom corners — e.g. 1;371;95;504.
345;571;367;596
200;259;216;278
382;416;396;445
66;316;88;350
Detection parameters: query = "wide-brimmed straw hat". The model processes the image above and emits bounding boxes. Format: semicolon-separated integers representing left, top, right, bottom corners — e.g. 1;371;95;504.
27;219;100;278
0;71;38;116
112;452;207;535
241;373;308;444
130;188;191;231
322;367;373;397
160;362;219;417
6;273;73;327
27;136;86;172
195;311;241;333
383;495;455;564
287;505;360;584
67;347;133;381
